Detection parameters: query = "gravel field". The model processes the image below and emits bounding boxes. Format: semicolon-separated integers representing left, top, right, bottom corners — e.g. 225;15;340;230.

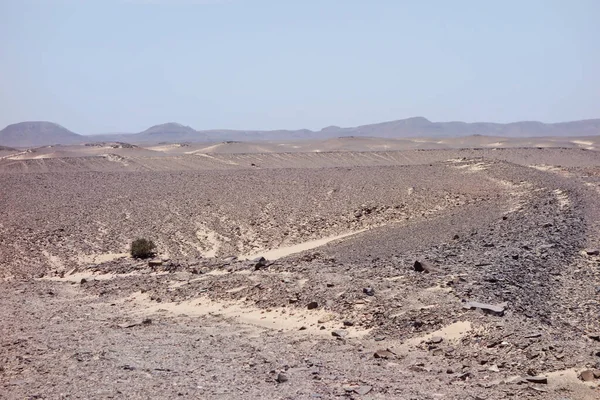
2;148;600;399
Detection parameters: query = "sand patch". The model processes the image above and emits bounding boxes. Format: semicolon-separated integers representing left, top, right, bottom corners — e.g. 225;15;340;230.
453;162;489;172
545;368;600;398
572;140;594;147
195;227;228;257
239;229;367;260
185;143;224;154
78;252;128;265
42;250;65;270
101;153;129;166
400;321;472;350
194;153;239;165
126;291;371;338
41;271;141;283
552;189;570;209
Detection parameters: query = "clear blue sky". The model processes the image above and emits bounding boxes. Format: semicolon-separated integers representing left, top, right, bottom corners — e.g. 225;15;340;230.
1;0;598;134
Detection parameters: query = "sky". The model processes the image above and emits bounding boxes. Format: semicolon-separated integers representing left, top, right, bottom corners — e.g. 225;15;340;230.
0;0;599;134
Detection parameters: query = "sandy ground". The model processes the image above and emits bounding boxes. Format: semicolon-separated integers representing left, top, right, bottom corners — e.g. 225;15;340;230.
2;145;600;399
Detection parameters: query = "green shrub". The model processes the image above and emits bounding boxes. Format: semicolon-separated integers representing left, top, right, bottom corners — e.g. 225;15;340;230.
130;238;156;259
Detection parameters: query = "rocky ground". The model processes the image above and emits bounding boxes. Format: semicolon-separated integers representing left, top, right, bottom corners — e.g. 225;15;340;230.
1;148;600;399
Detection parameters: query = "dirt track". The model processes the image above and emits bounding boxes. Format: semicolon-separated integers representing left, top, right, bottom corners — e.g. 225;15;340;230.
2;148;600;399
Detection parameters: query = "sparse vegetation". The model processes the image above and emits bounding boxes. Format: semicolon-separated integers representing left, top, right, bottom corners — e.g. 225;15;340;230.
130;238;156;259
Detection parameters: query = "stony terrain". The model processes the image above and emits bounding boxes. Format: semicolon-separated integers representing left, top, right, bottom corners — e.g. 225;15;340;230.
2;147;600;399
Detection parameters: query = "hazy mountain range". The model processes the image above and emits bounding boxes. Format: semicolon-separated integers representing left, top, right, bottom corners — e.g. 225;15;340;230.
1;117;600;148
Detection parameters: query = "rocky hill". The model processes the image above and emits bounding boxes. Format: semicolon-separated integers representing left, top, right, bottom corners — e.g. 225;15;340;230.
0;122;84;147
3;117;600;147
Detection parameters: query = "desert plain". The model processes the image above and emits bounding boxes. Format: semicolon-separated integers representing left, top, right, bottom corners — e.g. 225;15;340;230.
1;136;600;399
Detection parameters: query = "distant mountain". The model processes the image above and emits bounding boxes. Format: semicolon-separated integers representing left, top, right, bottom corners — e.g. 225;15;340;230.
138;123;202;139
2;117;600;147
0;121;84;147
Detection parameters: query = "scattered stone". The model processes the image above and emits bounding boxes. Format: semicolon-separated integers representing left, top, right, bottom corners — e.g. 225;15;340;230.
413;260;434;273
488;364;500;373
317;314;335;324
463;301;507;316
374;336;386;342
252;257;268;270
276;372;288;383
588;333;600;342
354;386;372;395
457;372;472;380
148;259;163;267
427;336;443;344
525;376;547;384
307;301;319;310
118;318;152;329
530;387;547;393
579;370;595;382
430;348;443;356
374;349;395;359
505;376;527;384
326;283;335;288
585;249;599;256
331;330;348;338
363;287;375;296
343;321;354;327
524;332;542;339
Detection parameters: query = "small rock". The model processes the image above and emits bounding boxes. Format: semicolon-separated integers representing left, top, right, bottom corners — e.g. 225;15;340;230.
343;321;354;327
374;349;395;359
427;336;443;344
253;257;268;270
317;314;335;324
579;370;595;382
585;249;599;256
276;372;288;383
525;376;548;384
118;318;152;329
587;333;600;342
463;301;507;316
457;372;472;380
148;259;163;267
488;364;500;373
307;302;319;310
413;260;434;273
354;386;372;395
331;330;348;338
363;287;375;296
524;332;542;339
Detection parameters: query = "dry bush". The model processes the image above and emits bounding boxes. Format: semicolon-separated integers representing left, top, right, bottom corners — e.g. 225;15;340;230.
130;238;156;259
